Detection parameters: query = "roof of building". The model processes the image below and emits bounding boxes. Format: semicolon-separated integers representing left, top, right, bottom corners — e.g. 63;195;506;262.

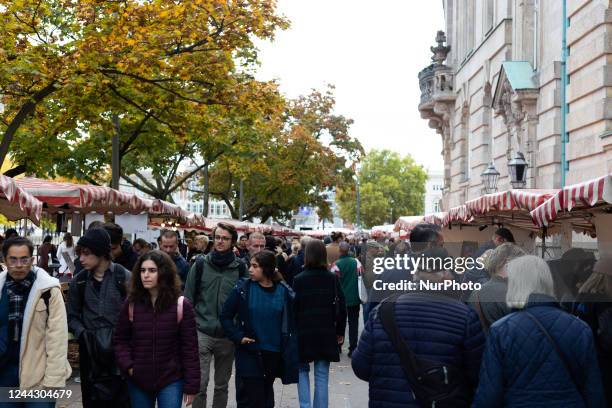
500;61;537;90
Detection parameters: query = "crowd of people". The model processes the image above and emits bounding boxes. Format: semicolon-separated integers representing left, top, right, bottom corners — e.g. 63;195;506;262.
0;220;611;407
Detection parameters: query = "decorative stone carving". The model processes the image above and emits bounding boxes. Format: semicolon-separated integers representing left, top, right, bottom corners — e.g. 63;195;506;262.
431;31;450;66
492;62;539;187
418;31;456;192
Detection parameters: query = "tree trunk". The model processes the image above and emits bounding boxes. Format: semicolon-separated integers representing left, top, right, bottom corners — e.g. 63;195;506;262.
111;115;121;189
202;164;209;217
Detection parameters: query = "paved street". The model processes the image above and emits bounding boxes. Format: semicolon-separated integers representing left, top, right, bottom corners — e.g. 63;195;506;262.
57;322;370;408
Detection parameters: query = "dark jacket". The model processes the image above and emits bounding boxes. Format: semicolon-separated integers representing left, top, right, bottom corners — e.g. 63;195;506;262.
574;295;612;407
114;241;138;272
351;291;485;407
113;297;200;394
467;276;510;332
472;294;605;408
67;263;131;340
184;253;248;337
172;254;189;286
220;278;298;384
285;250;305;287
293;267;347;363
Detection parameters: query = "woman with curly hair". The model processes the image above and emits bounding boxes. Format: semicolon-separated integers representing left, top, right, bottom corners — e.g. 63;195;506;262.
113;250;200;408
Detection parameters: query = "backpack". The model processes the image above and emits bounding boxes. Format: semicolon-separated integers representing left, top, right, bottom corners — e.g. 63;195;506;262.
76;263;127;305
193;255;247;305
129;296;184;324
379;294;473;408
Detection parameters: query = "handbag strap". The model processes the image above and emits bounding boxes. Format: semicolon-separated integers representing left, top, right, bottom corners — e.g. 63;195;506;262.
524;311;585;401
379;295;423;399
474;292;490;331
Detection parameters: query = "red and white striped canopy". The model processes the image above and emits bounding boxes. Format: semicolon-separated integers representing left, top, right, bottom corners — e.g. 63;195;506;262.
15;177;150;214
531;174;612;227
465;189;556;215
0;175;43;223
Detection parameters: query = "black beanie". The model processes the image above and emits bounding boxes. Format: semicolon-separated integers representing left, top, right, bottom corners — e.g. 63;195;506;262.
77;227;112;257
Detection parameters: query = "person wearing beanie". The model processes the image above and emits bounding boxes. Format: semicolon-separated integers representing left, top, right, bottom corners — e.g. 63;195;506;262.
67;227;131;408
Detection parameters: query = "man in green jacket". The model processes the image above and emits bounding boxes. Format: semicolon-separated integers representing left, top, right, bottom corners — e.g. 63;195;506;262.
184;222;247;408
333;241;361;357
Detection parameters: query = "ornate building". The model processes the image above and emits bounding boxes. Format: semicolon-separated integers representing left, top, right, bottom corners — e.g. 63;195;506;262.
420;0;612;209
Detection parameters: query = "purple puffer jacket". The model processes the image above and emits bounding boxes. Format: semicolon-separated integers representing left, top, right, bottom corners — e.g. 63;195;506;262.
113;297;200;394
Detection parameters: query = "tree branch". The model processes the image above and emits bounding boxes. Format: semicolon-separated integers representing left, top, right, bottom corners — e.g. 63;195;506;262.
0;81;58;168
120;112;153;156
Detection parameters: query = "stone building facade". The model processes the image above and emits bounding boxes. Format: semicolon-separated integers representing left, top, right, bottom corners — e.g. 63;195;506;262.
419;0;612;210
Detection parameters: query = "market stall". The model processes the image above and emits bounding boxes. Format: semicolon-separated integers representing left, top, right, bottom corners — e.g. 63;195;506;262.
0;175;43;224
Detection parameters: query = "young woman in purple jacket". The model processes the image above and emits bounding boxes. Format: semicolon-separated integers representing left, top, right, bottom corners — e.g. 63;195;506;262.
113;250;200;408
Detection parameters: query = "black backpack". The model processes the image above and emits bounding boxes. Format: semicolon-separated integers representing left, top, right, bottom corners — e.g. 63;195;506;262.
379;295;473;408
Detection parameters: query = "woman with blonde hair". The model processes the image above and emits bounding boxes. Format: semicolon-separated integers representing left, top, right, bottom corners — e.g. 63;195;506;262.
472;255;605;407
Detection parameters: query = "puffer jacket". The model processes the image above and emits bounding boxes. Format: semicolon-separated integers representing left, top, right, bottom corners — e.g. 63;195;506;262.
351;291;485;408
472;294;605;408
113;297;200;394
0;268;72;389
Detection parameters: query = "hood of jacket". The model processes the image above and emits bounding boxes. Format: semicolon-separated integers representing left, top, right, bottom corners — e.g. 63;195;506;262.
0;266;61;358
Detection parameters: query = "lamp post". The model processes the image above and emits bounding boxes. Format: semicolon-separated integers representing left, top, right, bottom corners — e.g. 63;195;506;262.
508;152;528;189
481;162;500;194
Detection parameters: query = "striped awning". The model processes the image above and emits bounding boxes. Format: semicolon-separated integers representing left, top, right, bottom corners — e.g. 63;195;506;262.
0;175;43;223
531;174;612;228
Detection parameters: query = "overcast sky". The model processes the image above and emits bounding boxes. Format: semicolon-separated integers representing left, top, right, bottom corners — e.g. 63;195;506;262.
255;0;446;173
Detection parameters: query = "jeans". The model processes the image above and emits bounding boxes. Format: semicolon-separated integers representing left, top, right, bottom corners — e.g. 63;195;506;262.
193;332;235;408
362;303;370;325
0;363;55;408
127;379;183;408
297;361;330;408
346;305;360;352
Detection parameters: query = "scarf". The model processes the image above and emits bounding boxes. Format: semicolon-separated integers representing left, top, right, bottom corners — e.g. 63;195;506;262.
5;270;35;342
210;250;235;268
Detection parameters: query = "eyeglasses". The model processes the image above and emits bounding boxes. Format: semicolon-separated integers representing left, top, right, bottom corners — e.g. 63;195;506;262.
214;235;232;242
7;256;32;266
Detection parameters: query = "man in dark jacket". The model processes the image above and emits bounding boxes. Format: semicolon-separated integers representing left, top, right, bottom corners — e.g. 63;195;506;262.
103;222;138;272
352;247;485;407
184;222;248;408
159;229;190;286
67;227;131;408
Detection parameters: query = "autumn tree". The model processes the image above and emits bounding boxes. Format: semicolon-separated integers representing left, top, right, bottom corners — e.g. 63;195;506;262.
337;149;427;228
207;86;363;222
0;0;289;178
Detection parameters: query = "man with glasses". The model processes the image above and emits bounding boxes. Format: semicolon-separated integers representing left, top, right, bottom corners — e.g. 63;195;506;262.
67;228;131;408
184;222;248;408
0;237;71;404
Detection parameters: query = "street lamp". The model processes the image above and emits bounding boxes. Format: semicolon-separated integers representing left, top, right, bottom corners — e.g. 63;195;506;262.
480;162;500;194
508;152;528;189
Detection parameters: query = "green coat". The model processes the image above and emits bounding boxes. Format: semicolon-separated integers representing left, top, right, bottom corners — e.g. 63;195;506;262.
184;254;247;337
335;255;360;307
